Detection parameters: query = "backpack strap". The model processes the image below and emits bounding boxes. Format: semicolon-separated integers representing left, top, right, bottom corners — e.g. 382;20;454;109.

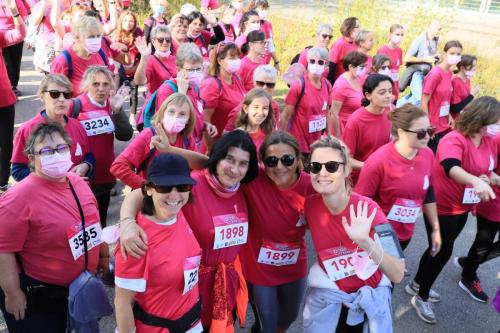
98;48;109;65
71;98;82;118
295;76;306;107
61;50;73;79
165;80;178;93
212;76;223;93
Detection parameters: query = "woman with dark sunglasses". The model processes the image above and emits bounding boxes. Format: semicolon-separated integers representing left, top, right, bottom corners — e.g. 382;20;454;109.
303;136;404;333
239;30;268;92
115;153;203;333
118;130;259;332
297;23;335;83
11;74;93;182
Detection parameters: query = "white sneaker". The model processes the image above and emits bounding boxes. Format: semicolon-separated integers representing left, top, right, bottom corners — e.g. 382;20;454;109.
411;295;437;324
405;280;441;302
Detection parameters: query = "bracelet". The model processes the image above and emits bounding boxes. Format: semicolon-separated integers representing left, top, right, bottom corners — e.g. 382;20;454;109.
119;217;136;225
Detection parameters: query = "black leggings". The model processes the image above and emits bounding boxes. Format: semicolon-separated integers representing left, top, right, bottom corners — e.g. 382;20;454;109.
94;190;111;228
399;239;411;251
462;215;500;282
0;104;15;186
414;212;469;300
2;41;24;88
427;131;448;154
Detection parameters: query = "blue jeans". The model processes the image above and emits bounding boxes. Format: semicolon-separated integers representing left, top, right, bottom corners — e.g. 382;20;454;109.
397;71;424;107
249;278;307;333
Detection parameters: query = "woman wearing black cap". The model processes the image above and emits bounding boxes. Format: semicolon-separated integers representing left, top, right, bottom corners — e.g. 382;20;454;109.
114;154;203;333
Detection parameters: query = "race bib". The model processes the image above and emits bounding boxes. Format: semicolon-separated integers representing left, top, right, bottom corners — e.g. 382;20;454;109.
439;103;450;117
320;247;367;282
257;241;300;266
308;115;326;133
212;213;248;249
389;71;399;82
79;110;115;136
67;223;103;260
387;198;422;223
183;255;201;295
462;186;480;204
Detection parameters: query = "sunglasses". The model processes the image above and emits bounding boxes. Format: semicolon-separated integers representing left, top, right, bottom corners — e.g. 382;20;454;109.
403;127;435;140
309;59;326;66
43;90;72;99
153;184;192;193
263;154;296;168
156;37;171;44
34;144;71;156
255;81;276;89
308;161;345;174
380;65;390;70
321;34;333;39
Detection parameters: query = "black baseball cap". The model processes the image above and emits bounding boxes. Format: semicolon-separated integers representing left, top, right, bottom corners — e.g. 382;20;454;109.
147;154;196;187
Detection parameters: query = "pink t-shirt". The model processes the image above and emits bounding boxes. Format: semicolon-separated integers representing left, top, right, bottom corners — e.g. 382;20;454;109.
331;75;363;132
356;143;435;241
260;20;273;64
377;44;403;99
224;100;280;133
11;112;90;168
201;0;219;9
434;130;497;215
0;173;100;286
200;75;245;137
0;23;26;107
285;75;332;153
146;54;177;93
238;56;266;92
476;134;499;222
422;66;453;134
115;212;201;332
329;37;357;80
0;0;29;30
298;48;329;80
342;107;392;185
191;30;212;61
451;76;471;105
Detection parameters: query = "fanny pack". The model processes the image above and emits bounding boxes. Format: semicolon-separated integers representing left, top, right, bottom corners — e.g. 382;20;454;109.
133;299;201;333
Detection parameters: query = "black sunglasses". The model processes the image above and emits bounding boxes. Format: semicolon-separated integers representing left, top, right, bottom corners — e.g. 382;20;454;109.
321;34;333;39
156;37;171;44
255;81;276;89
309;59;326;66
403;127;435;140
380;65;390;70
308;161;345;174
263;155;296;168
44;90;72;99
153;184;192;193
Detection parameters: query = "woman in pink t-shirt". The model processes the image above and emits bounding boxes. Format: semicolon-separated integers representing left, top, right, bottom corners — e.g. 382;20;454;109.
370;54;391;76
297;23;334;83
450;54;479;118
169;14;188;56
92;0;118;34
355;29;374;80
329;16;360;80
186;10;224;67
239;30;267;91
377;24;404;100
234;10;260;49
143;0;169;45
330;50;366;136
246;0;279;67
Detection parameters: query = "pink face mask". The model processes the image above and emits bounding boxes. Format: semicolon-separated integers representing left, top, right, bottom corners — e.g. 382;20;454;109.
353;248;379;280
188;71;203;86
446;54;461;66
226;58;241;73
162;114;188;134
391;35;403;45
155;50;171;58
40;151;73;178
84;37;102;54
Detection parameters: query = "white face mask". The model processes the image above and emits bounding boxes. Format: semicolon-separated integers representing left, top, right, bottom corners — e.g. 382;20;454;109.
446;54;461;66
486;124;500;136
390;35;403;45
188;71;203;86
155;50;171;58
231;1;243;10
308;63;325;76
356;66;367;77
249;22;261;32
378;68;391;76
84;37;102;54
40;151;73;178
465;69;475;78
258;10;267;20
226;58;241;73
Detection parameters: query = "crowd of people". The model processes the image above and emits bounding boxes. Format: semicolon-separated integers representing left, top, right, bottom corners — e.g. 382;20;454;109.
0;0;499;332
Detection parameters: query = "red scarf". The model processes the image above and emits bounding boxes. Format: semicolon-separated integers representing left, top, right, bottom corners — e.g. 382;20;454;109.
204;169;240;198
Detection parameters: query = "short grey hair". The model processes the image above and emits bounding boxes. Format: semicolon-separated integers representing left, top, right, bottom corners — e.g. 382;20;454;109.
175;43;203;68
355;29;372;46
307;47;329;62
316;23;333;35
38;74;73;96
24;123;72;157
150;25;171;41
253;64;277;83
80;66;115;93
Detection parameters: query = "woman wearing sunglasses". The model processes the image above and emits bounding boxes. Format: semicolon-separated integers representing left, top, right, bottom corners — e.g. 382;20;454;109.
370;54;391;76
239;30;268;92
114;153;203;333
356;103;441;255
281;47;333;157
11;74;93;182
303;136;404;333
329;17;360;81
297;24;334;83
406;97;498;323
119;130;259;332
342;74;393;186
377;24;405;101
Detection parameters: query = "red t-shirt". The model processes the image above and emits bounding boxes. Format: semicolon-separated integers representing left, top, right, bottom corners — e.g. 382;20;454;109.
115;212;201;332
298;47;329;79
329;37;357;80
68;94;116;184
146;54;177;93
342;107;392;185
422;66;453;134
331;75;363;132
181;171;249;326
284;75;332;153
11;112;90;168
110;128;196;190
451;76;471;105
476;134;500;222
356;143;435;241
0;173;100;286
50;48;114;93
434;130;497;215
200;75;245;136
377;45;403;99
305;192;385;293
240;169;314;286
238;56;266;92
191;30;212;61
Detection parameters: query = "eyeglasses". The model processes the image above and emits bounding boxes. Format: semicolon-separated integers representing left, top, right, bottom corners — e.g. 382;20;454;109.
263;154;296;168
321;34;333;39
309;59;326;66
308;161;345;174
255;81;276;89
34;144;71;156
43;90;72;99
156;37;171;44
403;127;435;140
153;184;193;193
185;67;203;73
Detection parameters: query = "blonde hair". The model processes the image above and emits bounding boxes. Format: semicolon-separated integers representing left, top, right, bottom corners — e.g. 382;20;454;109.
153;93;196;139
80;66;115;94
71;15;104;40
38;74;73;96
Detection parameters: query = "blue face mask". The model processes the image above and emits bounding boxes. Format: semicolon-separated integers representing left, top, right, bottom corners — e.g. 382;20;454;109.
153;5;165;16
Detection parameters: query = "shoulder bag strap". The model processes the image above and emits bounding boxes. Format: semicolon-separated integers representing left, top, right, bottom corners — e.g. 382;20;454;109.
68;180;88;271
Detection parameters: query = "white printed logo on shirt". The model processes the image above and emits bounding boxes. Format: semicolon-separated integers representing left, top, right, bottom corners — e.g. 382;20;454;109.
75;143;82;156
423;175;429;190
489;156;494;171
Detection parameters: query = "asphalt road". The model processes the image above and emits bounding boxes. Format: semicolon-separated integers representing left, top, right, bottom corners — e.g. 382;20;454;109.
1;49;499;333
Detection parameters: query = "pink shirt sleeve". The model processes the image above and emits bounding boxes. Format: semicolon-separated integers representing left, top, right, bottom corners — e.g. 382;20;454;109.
329;39;343;64
0;21;27;47
422;70;440;96
284;79;301;107
200;78;222;110
0;190;29;252
11;125;30;164
355;154;383;197
50;54;69;76
331;80;347;103
438;134;465;162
